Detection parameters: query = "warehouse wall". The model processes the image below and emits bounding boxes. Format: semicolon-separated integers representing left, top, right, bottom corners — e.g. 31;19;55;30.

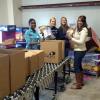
0;0;9;24
22;0;100;37
0;0;22;26
7;0;14;24
13;0;22;26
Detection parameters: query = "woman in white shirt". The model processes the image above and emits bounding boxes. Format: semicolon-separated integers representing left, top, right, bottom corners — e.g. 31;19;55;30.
69;15;88;89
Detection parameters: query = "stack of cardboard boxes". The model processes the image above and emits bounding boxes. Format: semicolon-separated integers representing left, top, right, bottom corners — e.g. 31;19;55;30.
0;54;10;99
0;40;65;99
0;48;45;99
0;49;26;99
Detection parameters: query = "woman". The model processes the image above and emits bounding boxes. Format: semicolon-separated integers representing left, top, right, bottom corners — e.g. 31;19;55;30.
69;15;88;89
49;17;58;39
57;17;70;57
24;18;41;49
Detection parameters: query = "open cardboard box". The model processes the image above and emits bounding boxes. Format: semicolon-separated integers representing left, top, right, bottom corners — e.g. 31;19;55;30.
0;49;26;93
0;54;10;99
25;50;44;76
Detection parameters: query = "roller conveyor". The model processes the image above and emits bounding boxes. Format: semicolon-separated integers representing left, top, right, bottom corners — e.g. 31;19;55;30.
3;57;71;100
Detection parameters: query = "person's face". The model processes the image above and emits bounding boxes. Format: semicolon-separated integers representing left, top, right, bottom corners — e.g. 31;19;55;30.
61;17;67;26
77;18;83;29
50;18;56;26
29;20;36;29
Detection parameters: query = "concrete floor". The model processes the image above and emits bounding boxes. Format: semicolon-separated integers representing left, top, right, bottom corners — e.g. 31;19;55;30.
57;74;100;100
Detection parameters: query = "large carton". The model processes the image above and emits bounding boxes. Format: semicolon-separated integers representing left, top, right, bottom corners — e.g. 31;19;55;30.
45;40;65;60
83;53;100;66
3;38;15;45
25;50;44;75
40;40;64;63
92;66;100;72
83;55;100;72
0;49;26;93
0;25;16;45
0;54;10;99
32;50;44;69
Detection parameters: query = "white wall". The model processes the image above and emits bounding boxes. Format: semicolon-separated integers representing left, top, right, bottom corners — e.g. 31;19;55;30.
7;0;14;24
0;0;15;25
13;0;22;26
0;0;22;26
0;0;9;24
21;0;100;37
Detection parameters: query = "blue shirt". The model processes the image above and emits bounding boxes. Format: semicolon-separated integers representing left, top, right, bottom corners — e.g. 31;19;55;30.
24;28;41;49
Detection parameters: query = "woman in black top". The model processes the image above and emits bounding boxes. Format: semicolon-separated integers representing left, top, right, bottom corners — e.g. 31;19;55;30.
57;17;70;57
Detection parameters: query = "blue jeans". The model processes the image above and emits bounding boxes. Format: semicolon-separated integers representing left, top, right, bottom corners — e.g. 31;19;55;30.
74;51;86;73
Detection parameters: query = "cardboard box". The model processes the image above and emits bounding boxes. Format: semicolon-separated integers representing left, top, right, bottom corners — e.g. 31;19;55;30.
44;40;64;60
3;38;15;45
0;49;26;93
25;50;44;75
83;53;100;66
84;53;100;60
0;54;10;99
40;40;64;63
32;50;44;69
92;66;100;72
46;40;65;60
25;51;38;75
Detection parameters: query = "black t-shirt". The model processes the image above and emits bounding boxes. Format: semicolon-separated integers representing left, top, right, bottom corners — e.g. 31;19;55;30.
57;26;70;48
50;26;58;39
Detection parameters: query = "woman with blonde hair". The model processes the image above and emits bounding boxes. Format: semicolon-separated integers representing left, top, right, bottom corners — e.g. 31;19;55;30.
49;17;58;39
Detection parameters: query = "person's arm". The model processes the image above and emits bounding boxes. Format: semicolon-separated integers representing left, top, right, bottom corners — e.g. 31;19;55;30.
24;30;31;43
31;32;42;43
71;28;88;44
24;30;31;49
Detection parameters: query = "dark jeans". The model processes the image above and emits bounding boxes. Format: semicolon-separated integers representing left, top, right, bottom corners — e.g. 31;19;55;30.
64;42;70;57
74;51;86;73
65;48;69;57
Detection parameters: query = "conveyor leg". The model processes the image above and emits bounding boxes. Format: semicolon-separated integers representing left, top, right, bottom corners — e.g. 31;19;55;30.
63;64;66;82
54;71;58;94
68;59;71;76
34;86;39;100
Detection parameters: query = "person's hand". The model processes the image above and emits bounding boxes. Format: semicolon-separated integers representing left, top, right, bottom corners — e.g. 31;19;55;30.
67;28;74;40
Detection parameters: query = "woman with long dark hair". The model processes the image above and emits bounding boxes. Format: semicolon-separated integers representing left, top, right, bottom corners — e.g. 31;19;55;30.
69;15;88;89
